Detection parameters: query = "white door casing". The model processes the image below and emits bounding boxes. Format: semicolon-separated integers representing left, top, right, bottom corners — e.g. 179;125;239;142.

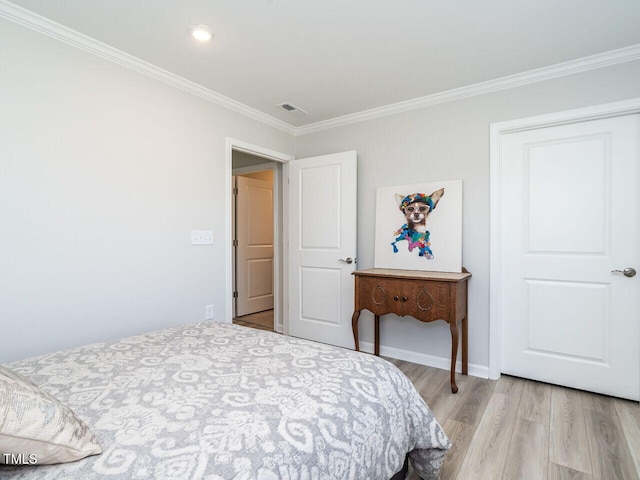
497;113;639;400
225;138;294;332
235;175;274;316
287;151;358;349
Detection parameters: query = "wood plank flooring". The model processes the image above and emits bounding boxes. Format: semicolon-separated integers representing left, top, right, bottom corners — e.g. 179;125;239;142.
234;320;639;480
232;309;275;331
388;359;640;480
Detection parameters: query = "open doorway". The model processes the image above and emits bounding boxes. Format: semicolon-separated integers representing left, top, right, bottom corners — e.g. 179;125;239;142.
226;139;293;334
232;155;275;331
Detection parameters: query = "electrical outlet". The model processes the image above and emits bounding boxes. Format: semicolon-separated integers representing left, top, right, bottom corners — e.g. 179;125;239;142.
191;230;214;245
205;304;214;320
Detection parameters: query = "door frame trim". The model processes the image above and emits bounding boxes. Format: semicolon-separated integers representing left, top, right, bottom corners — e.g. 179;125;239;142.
489;97;640;380
225;138;294;333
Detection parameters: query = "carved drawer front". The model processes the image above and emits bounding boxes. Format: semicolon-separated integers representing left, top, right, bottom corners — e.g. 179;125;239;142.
403;281;451;322
357;277;401;315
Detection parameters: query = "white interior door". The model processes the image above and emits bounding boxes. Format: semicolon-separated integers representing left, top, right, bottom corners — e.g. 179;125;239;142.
500;114;639;400
287;151;357;349
235;175;274;316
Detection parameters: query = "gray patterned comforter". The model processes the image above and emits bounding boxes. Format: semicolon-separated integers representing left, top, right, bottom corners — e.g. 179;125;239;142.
2;322;449;479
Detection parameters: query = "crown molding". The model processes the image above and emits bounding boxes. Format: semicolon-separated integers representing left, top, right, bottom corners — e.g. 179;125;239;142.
294;43;640;135
0;0;296;135
2;0;640;138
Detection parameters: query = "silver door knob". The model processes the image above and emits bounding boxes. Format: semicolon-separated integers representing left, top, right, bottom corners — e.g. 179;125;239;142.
611;267;636;278
338;257;353;264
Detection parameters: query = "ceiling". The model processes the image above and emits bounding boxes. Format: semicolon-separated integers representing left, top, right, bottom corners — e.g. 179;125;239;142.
5;0;640;128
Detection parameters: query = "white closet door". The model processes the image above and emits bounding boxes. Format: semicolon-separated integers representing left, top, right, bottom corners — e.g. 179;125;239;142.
500;114;639;400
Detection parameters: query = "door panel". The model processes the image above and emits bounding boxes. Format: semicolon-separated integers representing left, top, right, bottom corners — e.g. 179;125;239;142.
300;164;342;249
501;114;639;400
526;136;607;254
527;280;608;360
288;151;357;349
300;267;342;325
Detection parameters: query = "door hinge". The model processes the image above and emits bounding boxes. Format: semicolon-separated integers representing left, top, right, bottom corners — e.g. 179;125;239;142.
233;291;238;298
233;239;238;247
232;187;238;195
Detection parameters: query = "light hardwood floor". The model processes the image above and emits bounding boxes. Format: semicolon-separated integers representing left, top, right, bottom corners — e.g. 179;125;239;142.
232;309;275;332
388;358;640;480
234;320;640;480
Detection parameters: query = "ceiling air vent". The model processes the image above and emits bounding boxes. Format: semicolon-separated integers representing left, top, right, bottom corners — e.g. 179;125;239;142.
276;103;309;117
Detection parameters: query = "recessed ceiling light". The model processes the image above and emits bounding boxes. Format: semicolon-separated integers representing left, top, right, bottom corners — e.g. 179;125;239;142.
189;25;213;42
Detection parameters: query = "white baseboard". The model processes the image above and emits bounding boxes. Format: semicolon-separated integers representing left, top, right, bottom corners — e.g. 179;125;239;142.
359;341;489;379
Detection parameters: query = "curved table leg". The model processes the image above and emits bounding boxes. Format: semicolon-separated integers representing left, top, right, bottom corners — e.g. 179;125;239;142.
450;320;459;393
351;310;361;351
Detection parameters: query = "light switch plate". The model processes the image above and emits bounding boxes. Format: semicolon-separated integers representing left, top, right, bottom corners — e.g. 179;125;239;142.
191;230;214;245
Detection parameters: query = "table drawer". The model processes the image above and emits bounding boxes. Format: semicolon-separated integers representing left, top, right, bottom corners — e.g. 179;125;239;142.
402;280;451;322
356;276;402;315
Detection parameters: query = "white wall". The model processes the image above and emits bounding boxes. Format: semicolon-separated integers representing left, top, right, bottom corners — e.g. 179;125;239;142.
3;14;640;372
0;18;294;362
294;60;640;374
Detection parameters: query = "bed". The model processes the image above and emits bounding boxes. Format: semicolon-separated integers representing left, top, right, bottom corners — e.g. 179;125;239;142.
0;322;449;479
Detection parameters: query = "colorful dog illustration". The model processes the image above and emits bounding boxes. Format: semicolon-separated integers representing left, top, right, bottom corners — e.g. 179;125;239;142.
391;188;444;259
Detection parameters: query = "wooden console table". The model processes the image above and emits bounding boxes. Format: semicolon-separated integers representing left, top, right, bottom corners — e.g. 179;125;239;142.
351;268;471;393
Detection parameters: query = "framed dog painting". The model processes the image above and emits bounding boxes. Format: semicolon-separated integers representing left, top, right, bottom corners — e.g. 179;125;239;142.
374;180;462;273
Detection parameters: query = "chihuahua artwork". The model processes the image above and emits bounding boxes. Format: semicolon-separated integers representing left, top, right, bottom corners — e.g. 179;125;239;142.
374;180;462;273
391;188;444;259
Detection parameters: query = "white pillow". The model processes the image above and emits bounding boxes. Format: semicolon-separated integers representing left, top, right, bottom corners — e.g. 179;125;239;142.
0;364;102;465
